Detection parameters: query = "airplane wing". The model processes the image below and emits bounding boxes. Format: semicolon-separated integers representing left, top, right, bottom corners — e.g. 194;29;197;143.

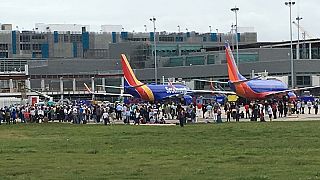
96;83;145;89
193;79;229;84
96;85;124;89
191;79;235;94
25;87;53;100
291;86;320;92
265;86;320;97
187;89;236;95
90;92;133;97
194;77;261;85
84;83;132;97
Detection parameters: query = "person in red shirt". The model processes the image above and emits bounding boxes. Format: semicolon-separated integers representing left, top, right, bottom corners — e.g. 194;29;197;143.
196;103;202;118
244;104;250;119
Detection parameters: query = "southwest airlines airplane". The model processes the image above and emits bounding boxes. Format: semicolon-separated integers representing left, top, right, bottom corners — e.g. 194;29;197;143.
85;54;235;102
225;43;319;100
120;54;234;102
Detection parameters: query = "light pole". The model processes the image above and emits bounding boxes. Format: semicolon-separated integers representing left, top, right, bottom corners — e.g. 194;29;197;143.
231;6;239;65
209;26;212;33
150;17;157;84
177;25;180;33
285;1;295;88
296;16;302;60
231;24;235;50
216;28;219;43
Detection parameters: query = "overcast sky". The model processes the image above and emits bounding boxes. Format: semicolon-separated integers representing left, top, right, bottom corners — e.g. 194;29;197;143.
0;0;318;41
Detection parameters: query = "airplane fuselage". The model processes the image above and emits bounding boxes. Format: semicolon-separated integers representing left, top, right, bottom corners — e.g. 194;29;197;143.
124;84;189;101
230;79;291;100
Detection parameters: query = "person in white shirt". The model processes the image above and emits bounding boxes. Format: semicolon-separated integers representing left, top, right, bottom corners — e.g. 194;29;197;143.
116;104;123;120
206;104;213;119
102;109;109;125
267;105;273;121
307;100;312;114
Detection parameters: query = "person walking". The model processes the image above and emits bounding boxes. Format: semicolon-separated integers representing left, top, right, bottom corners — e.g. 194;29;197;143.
268;105;273;121
116;104;123;120
301;101;305;114
206;103;213;119
314;101;319;115
284;102;288;117
5;108;11;124
216;107;222;123
226;107;231;122
296;101;301;114
244;104;250;119
307;100;312;114
11;108;17;124
235;105;240;122
196;103;202;118
272;102;277;119
278;101;284;118
102;109;109;125
178;108;186;127
190;108;196;123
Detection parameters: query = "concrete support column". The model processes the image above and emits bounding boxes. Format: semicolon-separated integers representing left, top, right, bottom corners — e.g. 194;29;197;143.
101;78;106;92
296;44;300;60
72;78;76;92
309;43;312;60
41;79;45;91
60;77;64;100
204;55;208;65
25;78;31;92
91;77;95;100
9;79;14;93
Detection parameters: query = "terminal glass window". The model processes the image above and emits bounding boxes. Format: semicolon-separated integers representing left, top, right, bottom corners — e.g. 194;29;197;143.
32;35;45;40
207;55;216;64
312;47;320;59
186;56;205;66
238;53;258;62
176;37;183;42
296;76;311;86
64;35;69;42
71;34;82;43
165;57;184;67
159;37;174;42
32;44;42;50
0;44;8;50
20;44;31;50
20;35;31;42
0;52;8;58
203;37;207;42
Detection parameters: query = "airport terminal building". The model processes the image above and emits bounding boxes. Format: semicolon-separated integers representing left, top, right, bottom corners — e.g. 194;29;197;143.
1;23;320;99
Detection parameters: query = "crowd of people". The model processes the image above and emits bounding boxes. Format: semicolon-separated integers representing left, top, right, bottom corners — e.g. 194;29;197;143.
0;102;196;126
198;99;320;122
0;99;319;126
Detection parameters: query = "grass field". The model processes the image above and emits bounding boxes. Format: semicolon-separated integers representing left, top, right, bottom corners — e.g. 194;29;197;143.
1;121;320;180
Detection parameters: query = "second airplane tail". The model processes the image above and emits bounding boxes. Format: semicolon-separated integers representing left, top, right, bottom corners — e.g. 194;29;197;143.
225;43;246;82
